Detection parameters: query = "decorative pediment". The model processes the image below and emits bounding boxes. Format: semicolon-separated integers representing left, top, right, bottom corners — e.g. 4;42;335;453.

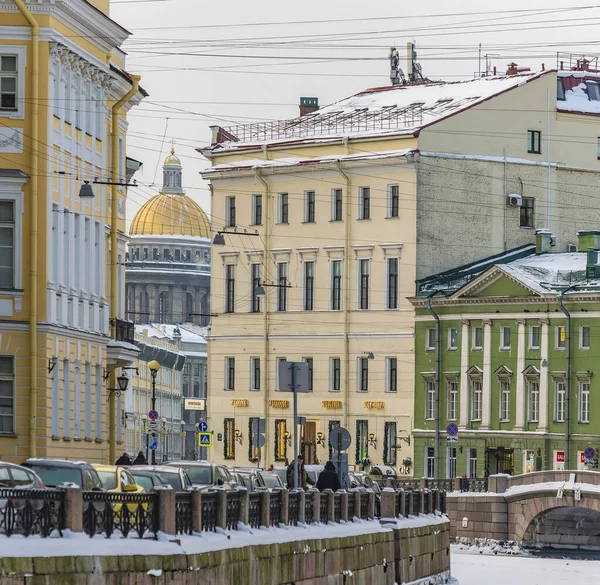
494;365;513;378
466;365;483;377
450;266;541;300
523;365;540;377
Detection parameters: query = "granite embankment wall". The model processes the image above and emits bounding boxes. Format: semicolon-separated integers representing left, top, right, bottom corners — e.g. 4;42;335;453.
0;520;450;585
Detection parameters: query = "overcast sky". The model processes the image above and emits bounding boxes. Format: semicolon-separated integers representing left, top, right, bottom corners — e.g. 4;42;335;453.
111;0;600;228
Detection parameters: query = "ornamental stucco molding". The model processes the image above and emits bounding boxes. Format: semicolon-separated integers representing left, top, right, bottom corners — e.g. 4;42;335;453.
50;42;112;89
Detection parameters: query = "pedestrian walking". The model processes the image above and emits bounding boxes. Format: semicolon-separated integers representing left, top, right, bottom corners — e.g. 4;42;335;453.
316;460;341;492
286;455;315;490
115;451;132;465
132;451;147;465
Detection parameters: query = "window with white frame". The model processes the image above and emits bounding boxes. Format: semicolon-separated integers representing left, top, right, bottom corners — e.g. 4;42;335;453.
383;421;397;465
225;196;236;228
304;191;315;223
358;357;369;392
0;356;14;434
277;262;288;311
425;379;436;420
425;447;435;478
275;357;286;390
447;447;457;479
529;325;540;349
387;184;399;218
303;357;313;392
471;379;482;421
426;328;436;350
225;264;235;313
580;325;590;349
447;378;458;421
331;260;342;310
0;201;15;288
251;194;262;225
472;326;483;350
448;327;458;350
331;189;342;221
527;379;539;422
330;358;341;392
224;357;235;390
250;357;260;391
358;187;370;219
358;259;370;309
499;379;511;422
467;448;477;478
304;261;315;311
251;263;261;313
0;55;18;113
554;378;565;422
386;357;397;392
386;257;398;309
500;326;511;350
579;379;590;423
556;325;566;349
278;193;289;223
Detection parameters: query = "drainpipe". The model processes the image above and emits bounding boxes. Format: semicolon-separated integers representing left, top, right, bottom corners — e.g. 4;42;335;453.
426;291;441;479
109;75;140;464
14;0;39;458
557;284;577;471
335;160;351;431
253;168;270;454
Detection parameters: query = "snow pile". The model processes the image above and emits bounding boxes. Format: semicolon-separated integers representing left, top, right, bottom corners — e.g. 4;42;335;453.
453;539;528;556
505;481;600;498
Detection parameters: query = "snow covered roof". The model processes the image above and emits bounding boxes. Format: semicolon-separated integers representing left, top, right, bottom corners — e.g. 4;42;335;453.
204;71;547;154
557;70;600;115
135;323;207;345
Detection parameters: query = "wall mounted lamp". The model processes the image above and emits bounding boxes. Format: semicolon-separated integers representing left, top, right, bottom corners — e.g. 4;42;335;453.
47;356;58;374
316;432;325;446
107;372;129;401
283;431;291;446
368;433;377;448
235;429;243;444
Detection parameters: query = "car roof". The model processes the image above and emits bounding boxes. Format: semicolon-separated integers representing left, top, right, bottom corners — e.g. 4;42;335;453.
23;458;92;468
165;461;212;467
130;465;183;473
93;465;130;472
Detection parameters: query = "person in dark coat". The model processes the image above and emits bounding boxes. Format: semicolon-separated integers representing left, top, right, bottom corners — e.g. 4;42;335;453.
286;455;314;490
316;460;341;492
132;451;147;465
115;452;131;465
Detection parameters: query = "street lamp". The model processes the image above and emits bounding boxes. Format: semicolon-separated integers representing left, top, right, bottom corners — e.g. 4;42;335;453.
161;417;169;462
316;432;325;446
148;359;160;465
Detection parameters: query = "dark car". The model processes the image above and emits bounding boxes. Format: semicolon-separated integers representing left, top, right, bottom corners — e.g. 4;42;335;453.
129;465;192;491
21;459;103;490
165;461;236;491
0;462;45;489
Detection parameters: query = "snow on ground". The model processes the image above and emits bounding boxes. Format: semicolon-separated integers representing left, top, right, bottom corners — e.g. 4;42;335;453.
452;547;600;585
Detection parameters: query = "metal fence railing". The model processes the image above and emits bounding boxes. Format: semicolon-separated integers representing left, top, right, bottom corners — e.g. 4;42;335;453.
269;491;281;527
201;491;217;532
226;491;242;530
175;491;193;535
288;491;300;526
248;493;261;529
0;488;65;537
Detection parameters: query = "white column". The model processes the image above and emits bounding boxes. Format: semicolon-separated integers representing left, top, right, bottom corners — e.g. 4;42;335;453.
538;319;549;432
481;320;492;429
515;320;526;430
459;320;469;428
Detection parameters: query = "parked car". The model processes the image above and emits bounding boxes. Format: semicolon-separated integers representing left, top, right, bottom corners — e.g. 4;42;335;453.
22;459;103;490
129;465;192;491
304;465;325;486
233;470;264;492
0;462;45;489
273;466;288;487
350;471;381;493
257;471;285;491
92;465;145;494
165;461;236;491
127;470;165;493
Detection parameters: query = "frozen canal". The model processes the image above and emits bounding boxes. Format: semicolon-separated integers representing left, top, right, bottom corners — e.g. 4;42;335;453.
452;550;600;585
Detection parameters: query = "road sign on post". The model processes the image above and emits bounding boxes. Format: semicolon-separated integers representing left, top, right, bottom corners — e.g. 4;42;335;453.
251;418;266;468
198;421;208;433
329;427;352;490
198;432;212;447
148;410;159;421
446;423;458;436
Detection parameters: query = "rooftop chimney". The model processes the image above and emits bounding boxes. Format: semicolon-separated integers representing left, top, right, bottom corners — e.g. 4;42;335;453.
535;228;553;255
577;230;600;279
299;97;319;117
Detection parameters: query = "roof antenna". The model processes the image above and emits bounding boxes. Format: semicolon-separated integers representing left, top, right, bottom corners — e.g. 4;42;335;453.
407;41;424;83
389;47;405;86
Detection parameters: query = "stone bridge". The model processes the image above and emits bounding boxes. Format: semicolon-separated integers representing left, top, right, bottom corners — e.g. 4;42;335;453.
447;470;600;547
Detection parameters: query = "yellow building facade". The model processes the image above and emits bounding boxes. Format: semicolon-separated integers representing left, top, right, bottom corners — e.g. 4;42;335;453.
0;0;144;462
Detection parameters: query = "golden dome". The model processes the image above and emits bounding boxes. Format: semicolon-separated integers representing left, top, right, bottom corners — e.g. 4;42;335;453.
130;193;211;238
164;145;181;166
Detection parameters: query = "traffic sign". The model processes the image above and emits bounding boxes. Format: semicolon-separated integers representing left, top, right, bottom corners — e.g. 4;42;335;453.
329;427;352;451
149;440;158;451
252;433;266;449
198;421;208;432
447;436;458;443
198;432;212;447
585;447;596;460
251;419;266;434
447;423;458;437
148;410;159;421
148;420;159;430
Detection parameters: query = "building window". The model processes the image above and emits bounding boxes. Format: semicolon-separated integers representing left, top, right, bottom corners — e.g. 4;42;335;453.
328;420;341;460
527;130;541;154
383;421;397;465
355;420;369;464
448;328;458;350
529;325;540;349
248;417;260;462
472;326;482;350
426;328;436;351
304;191;315;223
278;193;289;224
303;357;313;392
163;248;170;260
387;184;399;218
277;262;288;311
554;378;565;422
580;326;591;349
224;418;235;460
358;357;368;392
467;448;477;478
225;196;236;227
386;257;398;309
499;379;511;422
332;189;342;221
331;260;342;310
358;187;370;219
520;197;535;228
251;263;261;313
447;379;458;421
386;357;398;393
500;327;511;350
447;447;457;479
0;55;17;112
425;447;435;479
579;380;590;423
158;291;169;323
0;201;15;288
274;419;287;461
359;259;370;309
0;356;14;434
224;357;235;390
471;380;482;421
250;357;260;391
556;325;566;349
425;379;436;420
330;358;341;392
527;379;539;422
225;264;235;313
252;194;262;225
304;261;315;311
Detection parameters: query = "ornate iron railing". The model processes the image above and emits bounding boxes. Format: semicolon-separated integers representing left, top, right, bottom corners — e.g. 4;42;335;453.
394;479;420;490
347;492;356;520
461;478;488;493
82;491;157;539
428;479;454;492
226;491;242;530
200;491;217;532
175;491;193;535
288;491;300;526
304;493;314;524
0;488;65;537
412;491;421;515
248;493;261;529
269;491;281;527
333;493;342;523
319;492;329;523
374;494;381;518
359;493;369;519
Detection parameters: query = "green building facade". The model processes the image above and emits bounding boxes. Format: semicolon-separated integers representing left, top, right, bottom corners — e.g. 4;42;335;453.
410;230;600;479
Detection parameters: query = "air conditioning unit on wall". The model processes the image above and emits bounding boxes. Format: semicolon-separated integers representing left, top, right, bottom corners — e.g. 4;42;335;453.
507;194;522;207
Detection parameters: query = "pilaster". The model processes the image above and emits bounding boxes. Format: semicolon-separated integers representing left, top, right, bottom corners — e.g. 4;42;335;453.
481;320;492;429
459;320;469;428
515;320;526;430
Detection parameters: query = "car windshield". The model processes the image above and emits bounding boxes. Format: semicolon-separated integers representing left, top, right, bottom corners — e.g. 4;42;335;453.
156;471;184;490
240;475;252;489
261;474;281;488
133;475;157;492
96;471;118;490
27;466;81;487
179;466;212;485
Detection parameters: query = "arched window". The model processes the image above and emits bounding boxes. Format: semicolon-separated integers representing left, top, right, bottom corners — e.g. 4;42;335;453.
139;291;149;324
193;380;200;398
175;173;181;188
159;292;169;323
186;293;194;322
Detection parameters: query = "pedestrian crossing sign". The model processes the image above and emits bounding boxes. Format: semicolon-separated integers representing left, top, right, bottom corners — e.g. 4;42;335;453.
198;432;212;447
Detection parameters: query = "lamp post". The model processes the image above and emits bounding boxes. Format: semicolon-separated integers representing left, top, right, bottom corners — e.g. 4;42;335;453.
148;359;160;465
179;420;186;459
161;417;168;462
